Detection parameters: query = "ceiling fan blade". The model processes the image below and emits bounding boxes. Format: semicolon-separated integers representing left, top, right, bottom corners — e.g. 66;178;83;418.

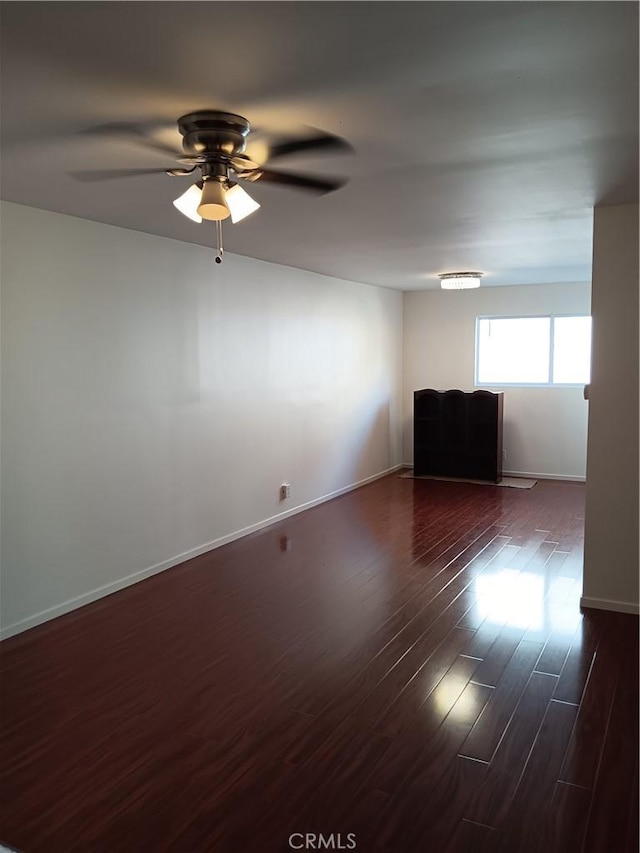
266;131;353;161
68;167;178;182
248;168;347;194
78;122;184;158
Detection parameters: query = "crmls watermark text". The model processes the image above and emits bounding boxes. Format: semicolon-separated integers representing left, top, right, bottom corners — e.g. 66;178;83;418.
288;833;357;850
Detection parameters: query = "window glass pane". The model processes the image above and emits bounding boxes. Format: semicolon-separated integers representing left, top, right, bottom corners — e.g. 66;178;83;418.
477;317;550;384
553;316;592;383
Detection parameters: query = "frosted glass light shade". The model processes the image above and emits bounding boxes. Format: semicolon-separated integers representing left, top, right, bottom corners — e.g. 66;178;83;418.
173;178;260;225
225;183;260;223
172;183;203;223
198;180;231;221
439;272;483;290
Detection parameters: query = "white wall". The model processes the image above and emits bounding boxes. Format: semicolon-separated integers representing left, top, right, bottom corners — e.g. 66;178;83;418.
403;283;591;479
582;203;639;613
0;202;403;637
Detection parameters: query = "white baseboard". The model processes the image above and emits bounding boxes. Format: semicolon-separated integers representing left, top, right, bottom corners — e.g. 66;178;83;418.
0;464;402;641
401;464;585;483
504;470;586;483
580;596;639;615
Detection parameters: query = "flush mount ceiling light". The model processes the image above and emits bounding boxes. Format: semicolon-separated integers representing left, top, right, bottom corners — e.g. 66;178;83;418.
71;111;352;263
439;271;484;290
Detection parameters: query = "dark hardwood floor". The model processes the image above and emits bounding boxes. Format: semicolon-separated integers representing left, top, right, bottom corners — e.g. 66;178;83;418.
1;474;637;852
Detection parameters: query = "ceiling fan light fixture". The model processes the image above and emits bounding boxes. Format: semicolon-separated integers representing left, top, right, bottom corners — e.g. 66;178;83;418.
197;179;231;221
439;271;483;290
172;182;203;223
224;183;260;223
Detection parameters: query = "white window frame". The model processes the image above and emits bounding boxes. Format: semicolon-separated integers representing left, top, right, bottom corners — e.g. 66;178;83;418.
474;313;592;388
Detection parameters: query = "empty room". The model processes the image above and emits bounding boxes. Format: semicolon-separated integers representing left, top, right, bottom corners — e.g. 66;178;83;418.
0;3;638;852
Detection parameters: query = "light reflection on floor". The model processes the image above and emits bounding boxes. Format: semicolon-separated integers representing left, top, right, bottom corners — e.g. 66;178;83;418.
432;677;483;720
475;569;545;630
474;568;579;635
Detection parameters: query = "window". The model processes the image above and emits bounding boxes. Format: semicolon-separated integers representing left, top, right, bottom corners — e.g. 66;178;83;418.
475;315;592;386
552;316;592;384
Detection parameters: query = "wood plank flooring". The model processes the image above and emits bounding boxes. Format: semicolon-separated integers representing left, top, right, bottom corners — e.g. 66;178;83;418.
1;475;637;852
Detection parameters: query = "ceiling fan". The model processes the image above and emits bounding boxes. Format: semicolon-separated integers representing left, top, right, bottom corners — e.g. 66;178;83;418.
71;110;352;230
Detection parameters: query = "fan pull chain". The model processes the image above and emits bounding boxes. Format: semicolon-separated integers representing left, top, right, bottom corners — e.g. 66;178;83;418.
214;220;224;264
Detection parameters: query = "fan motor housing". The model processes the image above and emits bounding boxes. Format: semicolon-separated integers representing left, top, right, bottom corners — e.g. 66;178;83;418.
178;111;251;158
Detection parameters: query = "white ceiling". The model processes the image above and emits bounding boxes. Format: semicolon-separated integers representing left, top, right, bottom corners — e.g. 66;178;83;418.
1;2;637;290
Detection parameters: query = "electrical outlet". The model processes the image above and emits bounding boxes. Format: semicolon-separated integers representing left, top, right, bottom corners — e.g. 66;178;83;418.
502;449;507;462
279;535;292;552
280;483;291;501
